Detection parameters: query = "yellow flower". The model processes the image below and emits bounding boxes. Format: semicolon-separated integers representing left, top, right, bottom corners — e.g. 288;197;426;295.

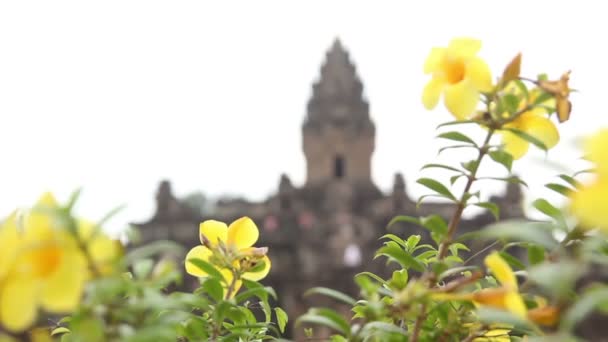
473;328;511;342
185;217;271;297
76;220;123;276
422;38;493;120
0;194;87;332
0;193;121;332
583;128;608;177
475;252;527;318
500;108;560;159
570;128;608;231
570;178;608;232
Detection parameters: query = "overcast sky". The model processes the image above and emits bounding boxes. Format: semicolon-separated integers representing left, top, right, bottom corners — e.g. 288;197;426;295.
1;1;606;234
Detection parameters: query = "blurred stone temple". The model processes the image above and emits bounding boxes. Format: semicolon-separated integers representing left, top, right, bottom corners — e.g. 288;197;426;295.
133;38;524;337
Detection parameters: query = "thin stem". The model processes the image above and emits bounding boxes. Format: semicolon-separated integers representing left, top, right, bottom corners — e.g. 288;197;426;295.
224;270;239;300
67;217;102;277
410;128;495;342
437;128;495;260
410;303;426;342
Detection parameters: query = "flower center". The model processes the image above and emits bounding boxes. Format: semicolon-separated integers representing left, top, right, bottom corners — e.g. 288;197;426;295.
444;58;466;84
26;245;63;278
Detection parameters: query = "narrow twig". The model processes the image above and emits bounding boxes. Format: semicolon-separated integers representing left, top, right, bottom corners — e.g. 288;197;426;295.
437;128;494;260
411;128;495;342
410;303;426;342
224;270;239;300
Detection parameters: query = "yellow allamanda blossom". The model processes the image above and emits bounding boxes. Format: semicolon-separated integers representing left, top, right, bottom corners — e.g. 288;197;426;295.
422;38;493;120
472;328;511;342
498;87;560;160
185;217;271;297
570;128;608;232
0;193;120;332
475;252;527;318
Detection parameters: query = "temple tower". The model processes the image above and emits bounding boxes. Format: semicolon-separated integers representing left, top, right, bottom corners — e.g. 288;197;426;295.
302;39;376;187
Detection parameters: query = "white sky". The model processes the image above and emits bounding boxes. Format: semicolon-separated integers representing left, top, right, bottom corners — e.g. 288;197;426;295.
1;1;606;234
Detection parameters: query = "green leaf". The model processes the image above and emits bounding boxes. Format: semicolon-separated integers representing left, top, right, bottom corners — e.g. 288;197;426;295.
387;215;420;229
234;285;277;303
416;178;457;201
439;266;480;280
489;150;513;172
379;234;407;248
504;127;547;150
388;269;408;290
528;261;584;299
558;174;581;189
133;258;155;280
124;240;185;264
532;198;567;229
545;183;573;197
201;278;224;302
450;174;465;185
498;251;526;270
96;204;126;228
405;235;421;251
502;93;520;114
563;286;608;331
527;244;545;265
437;120;478;129
461;160;480;173
375;242;425;272
303;287;356;306
437;131;477;146
474;220;558;249
64;188;83;213
512;79;529;100
478;176;528;188
438;144;478;155
187;258;226;283
296;309;350;336
356;271;388;286
533;90;553;105
477;307;532;330
474;202;500;221
420;215;448;235
274;307;288;334
51;327;71;336
421;163;464;174
361;321;408;337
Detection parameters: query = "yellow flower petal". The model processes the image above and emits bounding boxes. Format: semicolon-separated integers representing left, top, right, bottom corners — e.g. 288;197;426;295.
424;47;446;74
77;220;121;275
505;291;527;318
227;217;259;250
584;128;608;177
39;250;86;312
570;179;608;231
519;112;560;150
422;77;445;110
0;213;21;278
466;57;493;92
35;193;59;208
447;38;482;59
485;252;518;289
242;255;271;281
185;245;213;277
444;81;479;120
0;276;38;332
199;220;228;246
501;130;529;160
